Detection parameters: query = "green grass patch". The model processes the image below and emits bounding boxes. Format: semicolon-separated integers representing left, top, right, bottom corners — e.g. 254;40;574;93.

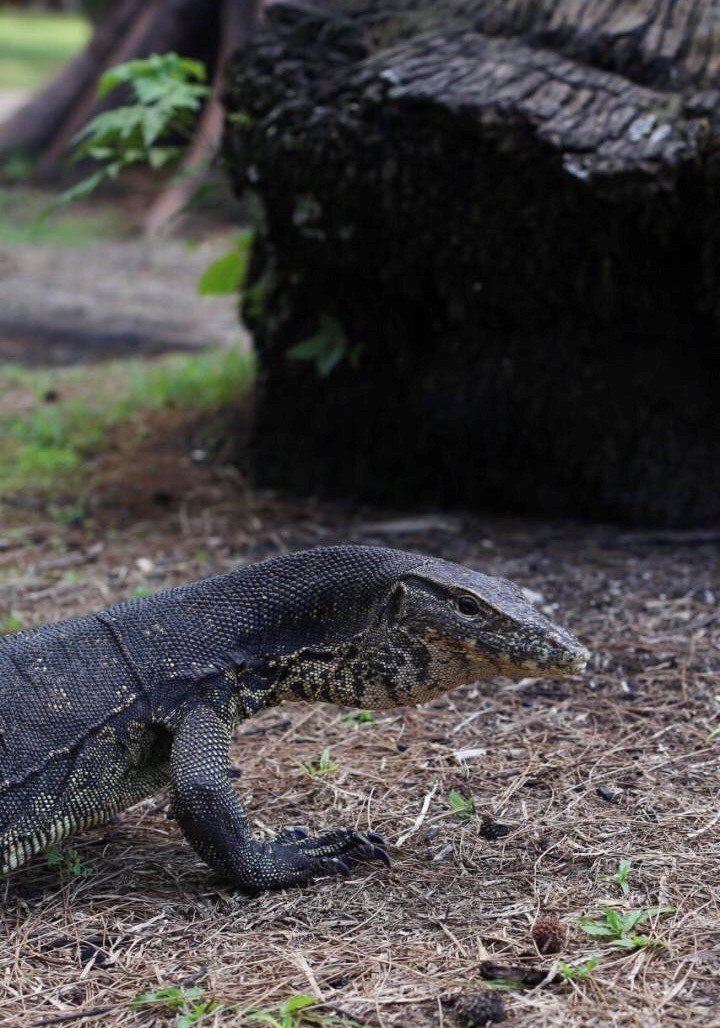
0;347;254;497
0;187;125;247
0;10;90;89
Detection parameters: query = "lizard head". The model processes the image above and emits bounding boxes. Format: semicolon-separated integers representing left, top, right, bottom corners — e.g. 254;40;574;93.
370;557;590;704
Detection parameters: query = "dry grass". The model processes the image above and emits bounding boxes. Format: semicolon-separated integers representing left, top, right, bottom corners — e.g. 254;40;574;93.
0;478;719;1027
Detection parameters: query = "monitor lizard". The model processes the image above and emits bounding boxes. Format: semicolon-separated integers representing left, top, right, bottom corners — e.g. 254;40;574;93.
0;545;589;892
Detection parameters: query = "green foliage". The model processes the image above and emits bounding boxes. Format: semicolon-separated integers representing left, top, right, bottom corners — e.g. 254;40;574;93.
0;10;90;90
132;985;221;1027
197;231;253;296
557;957;599;981
447;789;475;820
247;994;358;1027
0;347;253;497
342;710;375;724
132;586;153;599
609;857;632;897
577;906;675;950
60;53;210;203
45;842;87;876
303;748;338;778
287;315;361;377
0;611;24;636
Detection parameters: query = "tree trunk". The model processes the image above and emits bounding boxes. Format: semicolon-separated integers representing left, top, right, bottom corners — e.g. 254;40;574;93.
224;0;720;526
0;0;261;231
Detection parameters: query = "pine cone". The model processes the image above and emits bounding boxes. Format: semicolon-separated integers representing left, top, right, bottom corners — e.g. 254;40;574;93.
531;912;567;954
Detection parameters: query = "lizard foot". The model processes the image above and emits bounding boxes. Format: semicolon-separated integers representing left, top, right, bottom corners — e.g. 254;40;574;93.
275;826;390;869
232;829;390;892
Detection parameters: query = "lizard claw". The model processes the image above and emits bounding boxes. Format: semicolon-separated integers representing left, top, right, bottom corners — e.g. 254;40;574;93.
283;826;390;869
326;857;351;876
369;843;391;866
275;825;309;843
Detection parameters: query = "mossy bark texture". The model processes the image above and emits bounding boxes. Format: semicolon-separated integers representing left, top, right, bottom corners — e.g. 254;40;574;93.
225;0;720;526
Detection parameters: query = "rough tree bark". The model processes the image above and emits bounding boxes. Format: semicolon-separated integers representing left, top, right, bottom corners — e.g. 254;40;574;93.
224;0;720;526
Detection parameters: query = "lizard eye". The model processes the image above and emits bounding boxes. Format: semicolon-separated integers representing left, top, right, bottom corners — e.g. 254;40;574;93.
456;595;481;619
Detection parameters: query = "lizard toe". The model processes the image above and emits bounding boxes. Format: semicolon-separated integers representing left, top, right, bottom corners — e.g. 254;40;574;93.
275;826;310;843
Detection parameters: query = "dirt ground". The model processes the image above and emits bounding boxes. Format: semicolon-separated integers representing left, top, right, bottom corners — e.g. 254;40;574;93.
0;452;718;1027
0;233;245;366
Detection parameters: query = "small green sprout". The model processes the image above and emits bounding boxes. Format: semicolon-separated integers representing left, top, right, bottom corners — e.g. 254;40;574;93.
577;906;674;950
247;993;359;1027
341;710;375;725
609;857;632;897
132;585;153;599
447;789;475;820
303;748;338;777
132;985;220;1027
558;956;599;981
45;843;87;876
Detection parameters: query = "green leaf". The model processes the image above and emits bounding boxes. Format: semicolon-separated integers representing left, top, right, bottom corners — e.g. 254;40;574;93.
447;788;475;818
148;146;182;169
287;315;349;377
622;905;675;933
603;908;623;935
280;994;316;1014
197;235;252;297
558;956;599;980
576;920;617;938
610;857;632;897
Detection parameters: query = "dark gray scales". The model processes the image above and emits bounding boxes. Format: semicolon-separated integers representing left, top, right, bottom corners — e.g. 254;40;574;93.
0;545;588;891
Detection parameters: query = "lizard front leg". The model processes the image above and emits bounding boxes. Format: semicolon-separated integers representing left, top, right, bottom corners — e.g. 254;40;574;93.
169;703;389;892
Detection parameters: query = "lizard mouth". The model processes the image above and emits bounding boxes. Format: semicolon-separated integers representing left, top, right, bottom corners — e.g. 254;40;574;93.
551;646;591;674
514;645;590;677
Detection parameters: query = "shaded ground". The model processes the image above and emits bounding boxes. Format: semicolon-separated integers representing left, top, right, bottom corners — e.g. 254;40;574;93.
0;204;246;365
0;461;718;1026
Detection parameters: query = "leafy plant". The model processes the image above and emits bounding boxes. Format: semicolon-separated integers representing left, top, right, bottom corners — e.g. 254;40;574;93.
247;993;358;1027
59;53;210;204
609;857;632;897
287;314;361;377
132;985;221;1027
557;956;599;981
45;843;87;876
303;748;338;778
577;906;674;950
447;789;475;820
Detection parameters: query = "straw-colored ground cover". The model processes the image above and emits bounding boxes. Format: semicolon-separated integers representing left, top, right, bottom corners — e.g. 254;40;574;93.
0;480;718;1027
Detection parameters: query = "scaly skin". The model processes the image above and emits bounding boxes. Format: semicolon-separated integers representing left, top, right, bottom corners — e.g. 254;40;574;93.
0;545;589;891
